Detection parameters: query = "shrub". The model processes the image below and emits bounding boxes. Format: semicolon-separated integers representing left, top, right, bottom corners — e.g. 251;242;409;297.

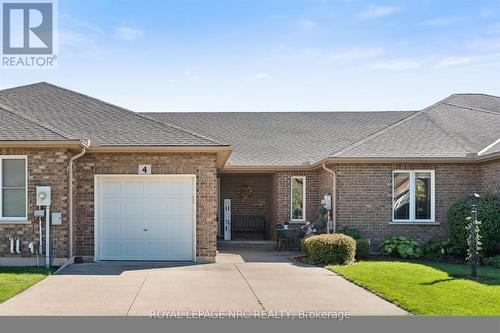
423;238;461;259
447;194;500;255
484;255;500;268
303;234;356;265
355;239;370;260
380;236;423;259
339;227;363;240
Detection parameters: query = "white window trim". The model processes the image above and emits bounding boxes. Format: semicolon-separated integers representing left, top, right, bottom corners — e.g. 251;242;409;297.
0;155;28;222
290;176;306;222
392;170;435;224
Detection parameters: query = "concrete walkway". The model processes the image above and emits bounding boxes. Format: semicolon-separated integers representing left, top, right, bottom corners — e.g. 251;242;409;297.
0;244;407;316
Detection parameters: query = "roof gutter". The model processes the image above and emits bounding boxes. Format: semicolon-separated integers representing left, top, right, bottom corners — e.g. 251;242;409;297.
220;156;486;172
86;145;234;169
310;156;481;169
0;140;85;148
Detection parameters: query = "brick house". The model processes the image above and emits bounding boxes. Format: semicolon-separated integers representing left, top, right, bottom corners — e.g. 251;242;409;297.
0;82;499;265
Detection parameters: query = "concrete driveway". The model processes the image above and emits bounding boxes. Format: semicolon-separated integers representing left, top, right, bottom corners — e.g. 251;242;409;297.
0;243;406;316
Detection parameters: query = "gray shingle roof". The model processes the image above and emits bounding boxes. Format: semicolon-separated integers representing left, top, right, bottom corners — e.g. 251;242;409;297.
334;96;500;159
141;111;414;166
0;106;69;141
444;94;500;114
1;82;498;166
143;93;500;166
0;82;225;147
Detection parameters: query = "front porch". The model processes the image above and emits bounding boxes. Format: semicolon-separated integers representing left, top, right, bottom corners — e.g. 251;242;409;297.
218;174;272;240
217;171;324;241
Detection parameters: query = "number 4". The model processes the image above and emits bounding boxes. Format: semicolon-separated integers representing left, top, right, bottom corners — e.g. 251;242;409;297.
138;164;151;175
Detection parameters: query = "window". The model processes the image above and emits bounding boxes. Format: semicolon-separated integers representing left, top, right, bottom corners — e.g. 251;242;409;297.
291;176;306;221
0;156;27;221
392;170;435;223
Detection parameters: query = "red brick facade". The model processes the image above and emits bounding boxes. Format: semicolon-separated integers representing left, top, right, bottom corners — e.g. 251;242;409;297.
269;171;322;227
0;148;71;260
480;159;500;195
330;162;479;247
1;146;499;263
73;152;218;260
0;150;218;263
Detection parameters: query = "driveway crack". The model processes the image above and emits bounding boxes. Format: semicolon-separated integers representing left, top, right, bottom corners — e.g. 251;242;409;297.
126;263;154;316
234;264;267;314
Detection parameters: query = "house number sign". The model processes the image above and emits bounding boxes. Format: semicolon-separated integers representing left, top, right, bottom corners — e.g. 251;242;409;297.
138;164;152;175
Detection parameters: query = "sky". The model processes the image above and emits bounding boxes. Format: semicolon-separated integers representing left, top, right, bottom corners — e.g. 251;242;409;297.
2;0;500;112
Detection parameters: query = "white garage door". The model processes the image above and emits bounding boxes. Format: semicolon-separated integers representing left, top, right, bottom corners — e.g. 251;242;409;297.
96;175;195;261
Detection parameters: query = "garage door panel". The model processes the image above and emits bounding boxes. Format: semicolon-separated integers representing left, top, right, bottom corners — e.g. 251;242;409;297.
123;221;145;239
146;199;169;217
101;242;121;258
98;176;195;261
101;221;122;240
167;241;193;259
101;182;122;196
123;242;143;258
123;182;144;196
101;200;122;218
145;183;171;196
122;200;146;218
165;198;193;214
165;182;193;195
145;242;169;258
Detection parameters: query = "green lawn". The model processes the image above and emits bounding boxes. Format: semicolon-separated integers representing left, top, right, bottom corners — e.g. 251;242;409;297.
328;260;500;316
0;267;54;304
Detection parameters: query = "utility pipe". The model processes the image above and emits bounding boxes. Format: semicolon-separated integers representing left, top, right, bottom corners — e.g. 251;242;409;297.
322;163;337;233
38;211;43;254
9;238;14;254
45;206;50;268
15;238;20;254
68;145;87;258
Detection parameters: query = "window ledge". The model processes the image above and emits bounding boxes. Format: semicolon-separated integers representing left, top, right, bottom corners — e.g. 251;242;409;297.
0;220;31;225
390;221;439;226
289;220;306;224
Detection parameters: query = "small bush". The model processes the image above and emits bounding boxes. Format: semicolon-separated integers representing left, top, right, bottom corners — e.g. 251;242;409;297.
380;236;423;259
339;227;363;240
447;194;500;255
303;234;356;265
355;239;370;260
423;238;461;259
484;255;500;268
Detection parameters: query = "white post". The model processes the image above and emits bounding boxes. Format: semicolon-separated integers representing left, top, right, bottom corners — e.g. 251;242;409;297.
38;216;43;254
45;206;50;268
224;199;231;241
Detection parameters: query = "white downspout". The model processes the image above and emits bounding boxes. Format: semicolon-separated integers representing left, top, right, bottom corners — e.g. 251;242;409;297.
322;163;337;233
68;144;87;258
45;205;50;268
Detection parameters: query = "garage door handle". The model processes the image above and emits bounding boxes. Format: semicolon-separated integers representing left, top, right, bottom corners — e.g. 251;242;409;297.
143;228;148;231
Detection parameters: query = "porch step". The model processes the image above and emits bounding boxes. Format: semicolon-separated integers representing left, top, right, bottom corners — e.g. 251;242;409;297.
217;240;275;251
232;231;265;240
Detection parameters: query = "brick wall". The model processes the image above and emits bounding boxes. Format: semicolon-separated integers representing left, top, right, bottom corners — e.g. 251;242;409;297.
480;159;500;195
0;148;71;259
329;162;479;248
269;171;322;229
219;174;270;238
73;152;218;260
